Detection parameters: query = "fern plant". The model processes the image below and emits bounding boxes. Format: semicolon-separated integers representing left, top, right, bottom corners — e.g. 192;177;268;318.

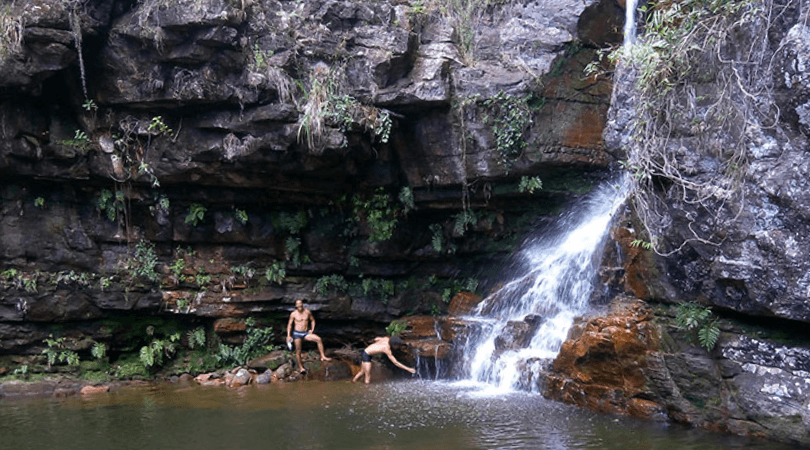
674;302;720;351
185;203;207;227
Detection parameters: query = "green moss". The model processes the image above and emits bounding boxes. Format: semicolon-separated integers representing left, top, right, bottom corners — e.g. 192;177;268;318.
112;353;150;379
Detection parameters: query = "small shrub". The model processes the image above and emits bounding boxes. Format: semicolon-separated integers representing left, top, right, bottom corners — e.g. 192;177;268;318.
188;327;206;349
215;318;274;367
386;320;407;337
316;274;348;296
264;261;286;285
185;203;206;227
91;342;107;360
518;176;543;194
235;208;248;225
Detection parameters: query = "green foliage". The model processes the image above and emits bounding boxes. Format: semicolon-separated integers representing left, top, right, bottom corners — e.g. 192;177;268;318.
518;176;543;194
185;203;207;227
187;327;206;350
147;116;172;135
195;268;211;289
429;223;444;252
13;365;28;378
298;66;393;153
482;91;531;170
285;236;301;266
675;302;720;351
60;129;91;151
442;287;453;303
360;278;396;304
398;186;415;213
630;239;654;250
95;188;124;222
139;332;181;368
22;273;37;293
353;188;399;243
91;342;107;360
276;211;308;235
42;335;80;369
453;209;477;236
264;261;286;285
34;197;45;208
386;320;408;337
82;99;97;112
114;357;150;379
1;268;18;280
128;240;159;283
250;42;273;71
235;208;248;225
316;274;349;297
170;258;185;278
216;318;274;367
176;297;190;312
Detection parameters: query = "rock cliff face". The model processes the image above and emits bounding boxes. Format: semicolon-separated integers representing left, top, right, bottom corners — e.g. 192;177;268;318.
544;297;810;447
0;0;618;353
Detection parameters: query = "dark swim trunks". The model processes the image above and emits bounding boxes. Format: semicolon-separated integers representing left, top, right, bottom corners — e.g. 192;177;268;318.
361;350;372;362
292;330;309;340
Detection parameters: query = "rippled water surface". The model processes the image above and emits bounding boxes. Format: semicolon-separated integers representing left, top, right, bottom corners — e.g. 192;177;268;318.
0;380;795;450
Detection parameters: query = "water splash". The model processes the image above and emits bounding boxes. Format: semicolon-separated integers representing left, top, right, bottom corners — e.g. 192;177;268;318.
458;177;629;393
623;0;639;47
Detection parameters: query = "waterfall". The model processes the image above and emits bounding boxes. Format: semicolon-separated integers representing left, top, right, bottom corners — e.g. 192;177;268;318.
623;0;639;47
456;177;628;393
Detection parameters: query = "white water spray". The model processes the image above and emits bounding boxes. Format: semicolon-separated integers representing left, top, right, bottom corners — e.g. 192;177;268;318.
457;178;628;393
623;0;639;47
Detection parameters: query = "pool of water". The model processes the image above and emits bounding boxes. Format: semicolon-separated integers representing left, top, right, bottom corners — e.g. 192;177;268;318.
0;379;795;450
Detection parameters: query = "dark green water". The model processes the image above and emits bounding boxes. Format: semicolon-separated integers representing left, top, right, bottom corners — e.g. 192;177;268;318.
0;380;796;450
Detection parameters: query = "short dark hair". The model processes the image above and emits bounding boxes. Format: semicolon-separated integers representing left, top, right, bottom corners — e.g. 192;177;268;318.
389;335;404;347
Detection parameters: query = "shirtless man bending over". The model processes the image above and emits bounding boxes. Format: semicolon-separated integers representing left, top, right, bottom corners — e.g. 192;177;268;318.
286;299;331;374
352;335;416;384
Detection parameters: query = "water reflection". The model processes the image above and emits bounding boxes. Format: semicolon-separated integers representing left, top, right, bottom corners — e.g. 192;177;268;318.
0;380;795;450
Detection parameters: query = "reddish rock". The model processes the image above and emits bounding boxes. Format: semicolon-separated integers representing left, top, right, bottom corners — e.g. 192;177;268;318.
80;385;110;395
403;316;440;338
447;292;482;316
214;318;246;334
545;297;663;420
405;338;452;360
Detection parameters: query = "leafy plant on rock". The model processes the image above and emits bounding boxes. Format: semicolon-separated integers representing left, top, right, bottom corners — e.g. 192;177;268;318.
185;203;207;227
675;302;720;352
316;274;349;297
215;318;274;367
595;0;767;255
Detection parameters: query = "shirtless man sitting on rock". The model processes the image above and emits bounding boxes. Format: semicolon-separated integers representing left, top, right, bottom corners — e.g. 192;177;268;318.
352;335;416;384
286;299;331;374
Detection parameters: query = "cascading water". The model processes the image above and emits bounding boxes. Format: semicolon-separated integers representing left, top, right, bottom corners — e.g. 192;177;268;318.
456;177;629;393
623;0;639;47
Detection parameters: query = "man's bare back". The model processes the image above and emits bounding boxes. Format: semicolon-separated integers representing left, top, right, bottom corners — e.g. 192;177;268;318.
352;336;415;384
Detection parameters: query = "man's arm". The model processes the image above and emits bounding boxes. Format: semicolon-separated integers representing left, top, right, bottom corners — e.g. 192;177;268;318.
306;309;316;333
286;312;294;340
385;349;416;373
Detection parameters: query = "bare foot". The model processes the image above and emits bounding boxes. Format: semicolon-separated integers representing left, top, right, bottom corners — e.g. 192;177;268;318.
321;356;332;361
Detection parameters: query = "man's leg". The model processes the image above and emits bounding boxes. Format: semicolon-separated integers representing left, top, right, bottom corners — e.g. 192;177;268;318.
362;361;372;384
352;367;364;383
294;338;305;373
304;333;331;361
